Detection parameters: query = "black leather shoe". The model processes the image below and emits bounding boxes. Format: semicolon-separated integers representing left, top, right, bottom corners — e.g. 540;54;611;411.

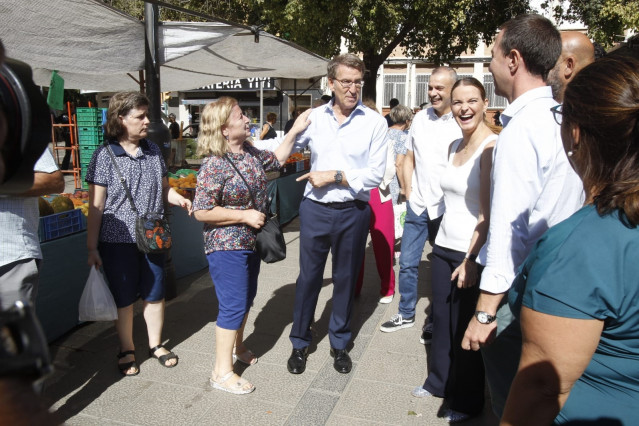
330;348;352;374
287;347;308;374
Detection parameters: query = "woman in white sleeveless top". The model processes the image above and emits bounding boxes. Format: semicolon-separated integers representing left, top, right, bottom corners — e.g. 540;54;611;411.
412;78;498;423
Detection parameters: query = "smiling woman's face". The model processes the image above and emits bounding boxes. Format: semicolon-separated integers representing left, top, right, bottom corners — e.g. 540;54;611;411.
451;84;488;135
222;104;250;143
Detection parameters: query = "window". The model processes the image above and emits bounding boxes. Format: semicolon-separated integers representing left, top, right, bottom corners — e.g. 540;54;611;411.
483;74;508;109
383;74;406;106
415;74;430;107
415;73;473;107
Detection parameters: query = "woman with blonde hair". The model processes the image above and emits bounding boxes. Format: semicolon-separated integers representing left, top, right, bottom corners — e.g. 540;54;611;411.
193;97;310;394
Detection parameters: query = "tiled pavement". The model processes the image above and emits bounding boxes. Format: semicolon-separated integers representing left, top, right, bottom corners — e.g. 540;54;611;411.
42;217;499;425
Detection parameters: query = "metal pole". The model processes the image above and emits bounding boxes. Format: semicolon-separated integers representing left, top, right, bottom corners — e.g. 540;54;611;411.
260;82;264;131
144;3;171;159
144;3;177;299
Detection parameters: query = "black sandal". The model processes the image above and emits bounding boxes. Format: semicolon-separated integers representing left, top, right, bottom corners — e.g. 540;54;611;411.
117;350;139;376
149;344;178;368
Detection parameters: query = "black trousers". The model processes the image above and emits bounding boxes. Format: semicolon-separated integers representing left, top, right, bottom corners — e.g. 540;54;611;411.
289;198;370;350
423;244;485;416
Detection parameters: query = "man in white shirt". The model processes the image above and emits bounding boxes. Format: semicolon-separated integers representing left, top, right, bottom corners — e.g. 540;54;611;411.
0;147;64;310
380;67;461;333
460;14;584;417
287;53;388;375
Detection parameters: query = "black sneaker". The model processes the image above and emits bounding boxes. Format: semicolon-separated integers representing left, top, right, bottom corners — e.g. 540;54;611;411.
380;314;415;332
420;322;433;344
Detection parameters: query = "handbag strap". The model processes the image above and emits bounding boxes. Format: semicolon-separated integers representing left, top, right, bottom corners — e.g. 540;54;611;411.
103;141;138;214
223;153;258;210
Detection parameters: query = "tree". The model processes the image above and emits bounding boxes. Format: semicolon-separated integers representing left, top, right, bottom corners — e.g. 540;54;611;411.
542;0;639;47
253;0;531;99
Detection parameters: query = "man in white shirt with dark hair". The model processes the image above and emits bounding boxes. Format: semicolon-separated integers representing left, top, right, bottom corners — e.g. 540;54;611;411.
461;14;583;418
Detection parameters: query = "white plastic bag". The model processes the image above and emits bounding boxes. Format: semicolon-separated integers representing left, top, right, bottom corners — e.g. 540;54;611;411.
78;268;118;321
393;202;407;238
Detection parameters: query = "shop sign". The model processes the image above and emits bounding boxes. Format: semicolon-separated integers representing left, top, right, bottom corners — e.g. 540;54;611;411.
199;77;274;91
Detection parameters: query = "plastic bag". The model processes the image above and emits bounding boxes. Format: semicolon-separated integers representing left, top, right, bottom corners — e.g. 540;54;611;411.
393;202;407;238
78;268;118;321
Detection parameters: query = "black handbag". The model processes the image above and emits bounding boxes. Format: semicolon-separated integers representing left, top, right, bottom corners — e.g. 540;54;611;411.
105;143;172;254
224;153;286;263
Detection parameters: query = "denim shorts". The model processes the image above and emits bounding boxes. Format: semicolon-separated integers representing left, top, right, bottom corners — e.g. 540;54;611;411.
99;242;165;308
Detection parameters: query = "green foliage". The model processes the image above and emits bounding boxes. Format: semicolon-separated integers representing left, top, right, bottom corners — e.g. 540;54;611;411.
251;0;531;98
542;0;639;47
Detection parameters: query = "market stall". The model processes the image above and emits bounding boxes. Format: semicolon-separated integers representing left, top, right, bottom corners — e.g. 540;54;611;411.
34;154;309;342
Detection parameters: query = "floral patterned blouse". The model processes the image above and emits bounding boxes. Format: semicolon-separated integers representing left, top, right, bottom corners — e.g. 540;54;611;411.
193;142;280;253
387;128;408;205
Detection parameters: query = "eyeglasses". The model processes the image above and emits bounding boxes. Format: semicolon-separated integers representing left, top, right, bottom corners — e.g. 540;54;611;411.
550;104;563;125
334;79;364;89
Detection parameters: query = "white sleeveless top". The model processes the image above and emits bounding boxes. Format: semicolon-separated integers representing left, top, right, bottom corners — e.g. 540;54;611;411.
435;134;497;252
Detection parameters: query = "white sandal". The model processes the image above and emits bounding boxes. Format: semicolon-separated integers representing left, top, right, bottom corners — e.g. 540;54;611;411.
233;345;258;366
210;371;255;395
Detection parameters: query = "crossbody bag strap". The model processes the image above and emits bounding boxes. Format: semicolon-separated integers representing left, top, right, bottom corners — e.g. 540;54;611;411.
104;142;138;214
223;153;258;209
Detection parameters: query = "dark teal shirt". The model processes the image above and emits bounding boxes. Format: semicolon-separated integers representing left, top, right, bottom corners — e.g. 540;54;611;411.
509;205;639;425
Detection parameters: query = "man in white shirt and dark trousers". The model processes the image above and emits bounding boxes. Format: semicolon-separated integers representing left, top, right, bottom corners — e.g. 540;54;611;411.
380;67;461;336
287;54;388;375
461;14;584;418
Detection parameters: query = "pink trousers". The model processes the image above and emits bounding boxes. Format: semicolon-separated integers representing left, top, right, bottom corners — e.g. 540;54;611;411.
356;188;396;297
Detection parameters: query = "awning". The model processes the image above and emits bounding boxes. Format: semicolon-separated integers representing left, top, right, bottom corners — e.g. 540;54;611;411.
0;0;328;91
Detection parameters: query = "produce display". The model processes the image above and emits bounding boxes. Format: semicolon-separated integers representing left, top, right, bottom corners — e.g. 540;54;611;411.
284;152;305;164
168;169;197;198
38;194;87;242
41;191;89;218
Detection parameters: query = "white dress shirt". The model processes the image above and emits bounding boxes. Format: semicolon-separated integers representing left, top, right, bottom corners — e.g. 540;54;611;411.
292;101;388;202
406;107;462;218
478;86;584;294
0;147;59;267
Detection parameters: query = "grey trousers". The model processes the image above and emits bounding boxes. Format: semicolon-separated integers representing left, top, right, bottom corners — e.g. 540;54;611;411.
0;258;40;310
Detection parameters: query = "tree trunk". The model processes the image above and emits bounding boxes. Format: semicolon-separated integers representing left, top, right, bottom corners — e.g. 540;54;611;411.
362;53;384;103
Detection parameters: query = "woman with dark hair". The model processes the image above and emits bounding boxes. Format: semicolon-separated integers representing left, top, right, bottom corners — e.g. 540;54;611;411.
86;91;192;376
193;97;309;394
411;78;497;423
259;112;277;140
502;56;639;425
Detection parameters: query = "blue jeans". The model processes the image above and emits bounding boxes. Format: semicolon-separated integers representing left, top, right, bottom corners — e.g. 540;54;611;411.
397;201;430;318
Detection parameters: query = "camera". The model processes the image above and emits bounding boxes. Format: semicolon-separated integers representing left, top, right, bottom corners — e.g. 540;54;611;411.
0;301;51;382
0;39;52;194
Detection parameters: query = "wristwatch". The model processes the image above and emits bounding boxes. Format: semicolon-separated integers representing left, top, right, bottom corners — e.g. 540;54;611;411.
475;311;496;324
334;170;343;184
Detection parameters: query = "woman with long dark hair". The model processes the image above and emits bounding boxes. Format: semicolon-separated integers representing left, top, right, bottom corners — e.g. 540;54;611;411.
411;78;497;423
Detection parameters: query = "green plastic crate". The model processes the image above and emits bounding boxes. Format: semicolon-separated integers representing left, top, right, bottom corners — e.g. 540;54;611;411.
76;107;101;126
78;126;103;136
78;133;104;145
80;150;96;163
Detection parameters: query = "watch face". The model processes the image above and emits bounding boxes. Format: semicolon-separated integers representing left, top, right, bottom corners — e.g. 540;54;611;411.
477;312;488;323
